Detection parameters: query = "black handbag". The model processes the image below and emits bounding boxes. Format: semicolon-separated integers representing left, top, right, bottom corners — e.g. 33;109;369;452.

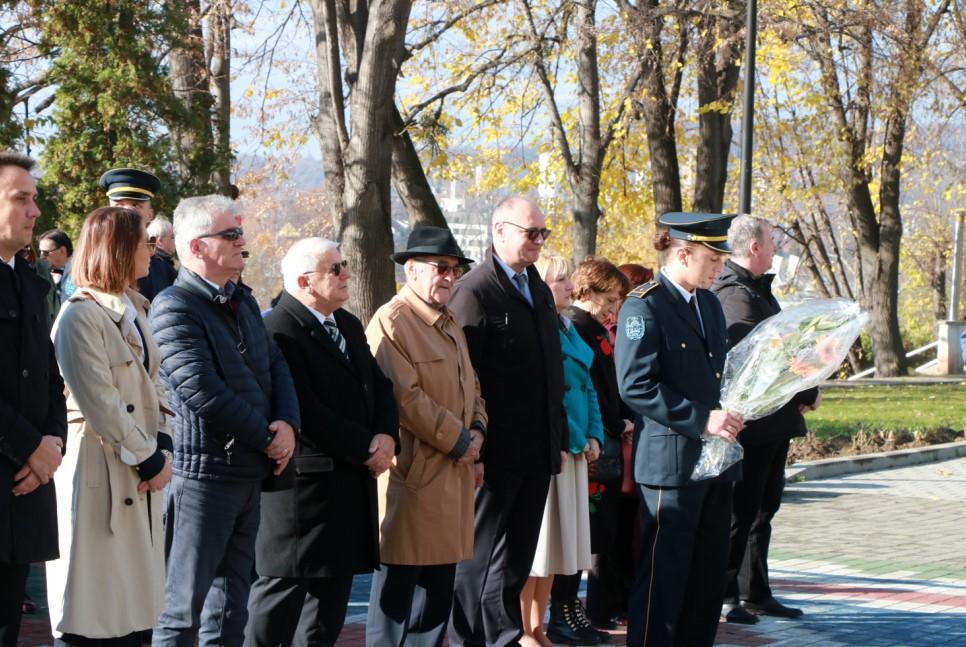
589;434;623;485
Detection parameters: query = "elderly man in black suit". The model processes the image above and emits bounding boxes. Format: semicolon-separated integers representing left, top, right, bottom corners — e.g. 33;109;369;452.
246;237;399;647
0;151;67;647
448;196;567;647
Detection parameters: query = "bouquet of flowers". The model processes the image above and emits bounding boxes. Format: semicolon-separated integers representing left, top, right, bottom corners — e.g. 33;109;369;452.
691;298;869;480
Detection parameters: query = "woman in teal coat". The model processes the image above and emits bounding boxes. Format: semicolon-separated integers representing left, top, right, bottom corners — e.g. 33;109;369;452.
520;255;604;647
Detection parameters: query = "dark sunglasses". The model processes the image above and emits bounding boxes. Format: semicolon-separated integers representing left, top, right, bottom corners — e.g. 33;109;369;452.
199;226;244;241
39;247;60;257
413;258;464;278
500;220;551;242
303;260;349;278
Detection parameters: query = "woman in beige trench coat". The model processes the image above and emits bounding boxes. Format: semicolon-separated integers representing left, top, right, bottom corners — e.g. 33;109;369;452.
47;207;173;646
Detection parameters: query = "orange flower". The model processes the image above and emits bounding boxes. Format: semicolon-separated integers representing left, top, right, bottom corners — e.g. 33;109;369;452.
816;335;840;365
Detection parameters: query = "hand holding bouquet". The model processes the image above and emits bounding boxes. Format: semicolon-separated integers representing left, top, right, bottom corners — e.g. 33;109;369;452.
691;299;869;480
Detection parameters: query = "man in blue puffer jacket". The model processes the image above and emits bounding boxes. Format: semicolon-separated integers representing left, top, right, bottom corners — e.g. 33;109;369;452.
149;195;300;647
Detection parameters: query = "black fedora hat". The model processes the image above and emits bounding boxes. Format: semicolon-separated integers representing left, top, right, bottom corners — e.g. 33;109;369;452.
391;226;475;265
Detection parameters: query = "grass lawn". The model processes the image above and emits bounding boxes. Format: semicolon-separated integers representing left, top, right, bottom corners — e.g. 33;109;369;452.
805;383;966;439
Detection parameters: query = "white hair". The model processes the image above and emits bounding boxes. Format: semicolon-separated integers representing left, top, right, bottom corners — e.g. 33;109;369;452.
146;214;173;239
173;195;239;259
728;213;772;258
281;237;340;293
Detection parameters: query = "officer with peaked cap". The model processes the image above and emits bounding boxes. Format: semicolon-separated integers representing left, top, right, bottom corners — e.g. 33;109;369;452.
98;167;161;226
615;212;744;647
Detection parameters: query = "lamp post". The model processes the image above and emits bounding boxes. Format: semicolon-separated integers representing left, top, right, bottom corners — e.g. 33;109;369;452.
738;0;757;215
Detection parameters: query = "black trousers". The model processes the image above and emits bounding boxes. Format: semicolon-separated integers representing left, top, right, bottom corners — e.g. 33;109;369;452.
54;632;141;647
244;573;353;647
626;480;732;647
587;489;638;624
723;439;789;605
0;562;29;647
449;467;551;647
367;563;456;647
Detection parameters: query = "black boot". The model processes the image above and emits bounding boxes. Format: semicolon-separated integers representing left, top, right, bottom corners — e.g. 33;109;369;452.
546;599;599;645
570;597;611;643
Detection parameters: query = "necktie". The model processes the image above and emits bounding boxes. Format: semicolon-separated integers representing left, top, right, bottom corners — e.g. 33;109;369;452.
324;319;348;358
689;295;704;337
512;273;532;306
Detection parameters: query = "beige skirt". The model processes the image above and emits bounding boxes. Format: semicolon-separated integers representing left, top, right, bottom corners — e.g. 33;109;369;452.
530;452;593;577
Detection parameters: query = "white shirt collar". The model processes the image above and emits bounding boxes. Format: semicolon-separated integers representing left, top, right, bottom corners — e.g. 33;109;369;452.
200;275;223;293
307;306;336;328
661;267;695;302
1;254;14;270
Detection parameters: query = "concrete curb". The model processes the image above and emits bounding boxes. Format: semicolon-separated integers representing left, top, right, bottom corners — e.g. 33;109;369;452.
785;440;966;481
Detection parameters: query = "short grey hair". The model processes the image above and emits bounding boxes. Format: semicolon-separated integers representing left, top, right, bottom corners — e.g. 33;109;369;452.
173;195;239;259
146;215;173;239
491;195;537;227
281;237;340;293
728;214;772;258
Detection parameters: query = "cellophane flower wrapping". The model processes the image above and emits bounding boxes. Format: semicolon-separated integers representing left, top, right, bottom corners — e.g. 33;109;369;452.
691;299;869;481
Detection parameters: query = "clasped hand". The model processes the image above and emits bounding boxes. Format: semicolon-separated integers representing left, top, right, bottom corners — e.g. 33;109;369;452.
706;410;744;442
13;435;63;496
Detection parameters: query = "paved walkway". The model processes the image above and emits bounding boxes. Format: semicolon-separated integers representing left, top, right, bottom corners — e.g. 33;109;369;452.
20;458;966;646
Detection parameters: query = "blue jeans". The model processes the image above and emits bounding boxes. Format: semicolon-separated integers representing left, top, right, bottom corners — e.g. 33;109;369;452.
153;476;261;647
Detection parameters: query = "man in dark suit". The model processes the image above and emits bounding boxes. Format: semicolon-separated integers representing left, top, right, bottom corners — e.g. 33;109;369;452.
712;215;819;623
448;196;566;647
138;215;178;301
0;151;67;647
247;237;399;647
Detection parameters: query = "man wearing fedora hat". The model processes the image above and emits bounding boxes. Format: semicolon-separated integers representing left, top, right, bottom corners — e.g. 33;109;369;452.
365;226;487;647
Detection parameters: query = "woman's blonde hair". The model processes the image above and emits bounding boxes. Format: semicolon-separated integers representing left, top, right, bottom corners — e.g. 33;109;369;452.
535;254;574;283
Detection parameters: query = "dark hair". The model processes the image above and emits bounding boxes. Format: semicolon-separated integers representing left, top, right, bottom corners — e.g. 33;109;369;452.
617;263;654;286
39;229;74;256
653;228;692;261
72;207;145;293
573;256;632;300
0;150;36;172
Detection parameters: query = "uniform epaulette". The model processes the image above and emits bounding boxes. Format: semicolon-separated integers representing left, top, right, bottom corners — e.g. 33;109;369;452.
627;280;658;299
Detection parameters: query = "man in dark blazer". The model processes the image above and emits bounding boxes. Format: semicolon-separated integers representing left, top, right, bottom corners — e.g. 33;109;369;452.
448;196;567;647
0;151;67;647
712;215;819;623
247;237;399;647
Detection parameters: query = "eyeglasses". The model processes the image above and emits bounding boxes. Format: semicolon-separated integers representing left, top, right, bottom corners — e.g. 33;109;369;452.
500;221;551;242
198;227;244;241
39;247;60;257
146;241;157;253
304;259;349;278
413;258;464;278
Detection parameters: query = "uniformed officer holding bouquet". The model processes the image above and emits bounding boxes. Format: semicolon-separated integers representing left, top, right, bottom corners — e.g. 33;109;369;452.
615;212;744;647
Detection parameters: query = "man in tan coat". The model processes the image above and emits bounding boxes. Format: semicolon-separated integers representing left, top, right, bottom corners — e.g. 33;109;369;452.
365;226;487;647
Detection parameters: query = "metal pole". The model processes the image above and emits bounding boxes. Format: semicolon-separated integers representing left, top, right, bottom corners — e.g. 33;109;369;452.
950;209;966;321
737;0;757;215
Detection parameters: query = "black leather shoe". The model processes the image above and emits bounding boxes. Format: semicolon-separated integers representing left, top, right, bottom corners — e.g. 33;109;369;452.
742;597;803;618
722;603;759;624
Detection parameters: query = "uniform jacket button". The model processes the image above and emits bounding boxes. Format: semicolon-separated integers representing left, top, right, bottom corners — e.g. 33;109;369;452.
708;352;713;358
126;404;135;413
680;342;686;348
21;368;29;378
124;497;134;506
716;372;721;378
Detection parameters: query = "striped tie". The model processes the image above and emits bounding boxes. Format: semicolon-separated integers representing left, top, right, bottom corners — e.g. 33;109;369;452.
324;319;348;358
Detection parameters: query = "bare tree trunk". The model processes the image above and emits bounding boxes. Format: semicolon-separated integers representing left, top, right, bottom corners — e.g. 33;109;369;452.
390;105;449;229
692;2;742;213
569;0;603;259
340;0;413;323
309;0;348;223
635;1;682;219
167;0;214;193
208;0;232;195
